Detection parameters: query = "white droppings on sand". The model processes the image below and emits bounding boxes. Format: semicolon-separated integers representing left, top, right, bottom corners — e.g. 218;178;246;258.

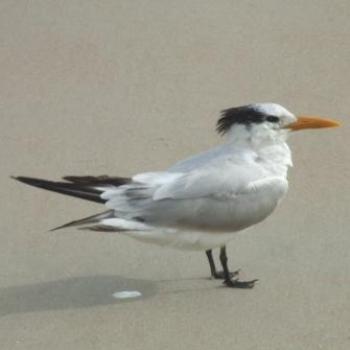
112;290;142;299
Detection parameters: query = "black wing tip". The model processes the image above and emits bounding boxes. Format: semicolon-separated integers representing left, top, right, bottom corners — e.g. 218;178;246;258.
11;175;106;203
11;175;130;204
11;176;62;189
63;175;131;187
11;175;20;182
49;223;70;232
50;219;83;232
11;175;42;185
50;210;115;232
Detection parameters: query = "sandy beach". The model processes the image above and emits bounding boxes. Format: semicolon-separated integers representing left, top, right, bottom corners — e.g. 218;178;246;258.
1;1;350;349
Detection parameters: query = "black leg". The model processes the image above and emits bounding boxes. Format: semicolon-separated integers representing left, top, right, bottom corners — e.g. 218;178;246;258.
219;246;258;289
206;250;217;278
206;249;239;280
219;246;230;280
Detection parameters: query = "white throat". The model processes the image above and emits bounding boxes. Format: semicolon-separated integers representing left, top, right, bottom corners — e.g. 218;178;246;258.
226;124;293;177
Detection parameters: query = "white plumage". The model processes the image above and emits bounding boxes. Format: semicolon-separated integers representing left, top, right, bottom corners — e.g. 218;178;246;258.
93;103;295;250
14;102;339;287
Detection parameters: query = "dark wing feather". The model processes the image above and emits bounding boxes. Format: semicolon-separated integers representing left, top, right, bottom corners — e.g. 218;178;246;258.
12;175;131;203
50;210;115;231
63;175;130;187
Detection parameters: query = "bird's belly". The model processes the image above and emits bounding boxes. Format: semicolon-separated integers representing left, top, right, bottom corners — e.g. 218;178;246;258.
187;197;278;232
123;185;287;251
124;229;238;250
150;179;288;233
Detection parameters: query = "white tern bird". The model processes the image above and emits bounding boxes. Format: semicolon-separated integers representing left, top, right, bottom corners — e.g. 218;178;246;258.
14;103;340;288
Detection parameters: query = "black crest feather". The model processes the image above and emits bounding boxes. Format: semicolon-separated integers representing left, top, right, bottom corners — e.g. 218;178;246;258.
216;106;266;135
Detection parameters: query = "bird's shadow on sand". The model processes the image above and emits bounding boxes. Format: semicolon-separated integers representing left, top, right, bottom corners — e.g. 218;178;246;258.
0;275;157;317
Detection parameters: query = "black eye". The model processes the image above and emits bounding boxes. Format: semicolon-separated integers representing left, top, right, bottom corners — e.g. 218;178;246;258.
266;115;279;123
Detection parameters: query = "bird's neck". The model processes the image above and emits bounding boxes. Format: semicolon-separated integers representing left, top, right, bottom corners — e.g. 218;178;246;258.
226;124;293;178
255;143;292;178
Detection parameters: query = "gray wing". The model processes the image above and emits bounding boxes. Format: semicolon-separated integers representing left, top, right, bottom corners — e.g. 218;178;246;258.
101;146;288;231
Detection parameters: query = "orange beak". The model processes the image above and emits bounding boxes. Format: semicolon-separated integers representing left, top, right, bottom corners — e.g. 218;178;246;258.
287;116;340;131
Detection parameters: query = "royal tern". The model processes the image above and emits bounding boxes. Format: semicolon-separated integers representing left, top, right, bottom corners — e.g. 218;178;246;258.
13;103;340;288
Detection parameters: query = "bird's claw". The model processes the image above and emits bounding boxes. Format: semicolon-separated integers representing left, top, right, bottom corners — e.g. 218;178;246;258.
223;278;258;289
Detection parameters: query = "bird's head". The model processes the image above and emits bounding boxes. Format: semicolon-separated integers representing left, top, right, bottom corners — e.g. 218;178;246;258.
217;103;340;148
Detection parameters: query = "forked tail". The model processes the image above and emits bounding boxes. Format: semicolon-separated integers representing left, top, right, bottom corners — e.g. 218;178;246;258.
12;175;133;231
